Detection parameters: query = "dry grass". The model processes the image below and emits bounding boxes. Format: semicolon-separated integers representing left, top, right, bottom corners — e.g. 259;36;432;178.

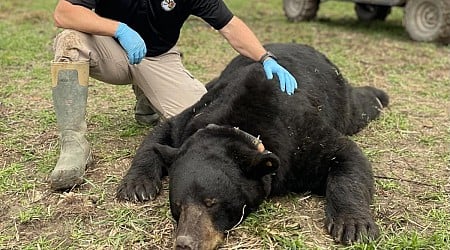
1;0;449;249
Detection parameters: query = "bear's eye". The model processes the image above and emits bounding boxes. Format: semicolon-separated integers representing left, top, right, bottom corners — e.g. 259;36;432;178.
204;198;217;207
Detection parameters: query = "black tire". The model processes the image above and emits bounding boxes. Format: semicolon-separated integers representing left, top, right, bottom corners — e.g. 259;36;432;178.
355;3;392;21
404;0;450;43
283;0;319;22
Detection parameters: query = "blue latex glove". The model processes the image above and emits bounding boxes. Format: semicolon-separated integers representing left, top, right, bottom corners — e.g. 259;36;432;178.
263;58;298;95
114;22;147;65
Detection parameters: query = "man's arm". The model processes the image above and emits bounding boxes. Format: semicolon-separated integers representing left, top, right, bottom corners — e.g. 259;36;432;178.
218;16;266;61
53;0;146;64
53;0;119;36
219;16;298;95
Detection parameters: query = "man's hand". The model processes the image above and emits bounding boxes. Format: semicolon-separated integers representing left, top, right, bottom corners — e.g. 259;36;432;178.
114;22;147;65
263;58;298;95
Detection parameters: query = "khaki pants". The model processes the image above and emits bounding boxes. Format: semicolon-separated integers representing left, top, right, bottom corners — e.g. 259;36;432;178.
53;29;207;118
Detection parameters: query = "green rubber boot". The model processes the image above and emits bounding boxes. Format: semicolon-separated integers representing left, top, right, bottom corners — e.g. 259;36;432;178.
132;85;160;126
50;61;93;190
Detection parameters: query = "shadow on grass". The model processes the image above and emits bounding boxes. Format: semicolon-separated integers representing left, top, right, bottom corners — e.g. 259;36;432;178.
314;17;411;42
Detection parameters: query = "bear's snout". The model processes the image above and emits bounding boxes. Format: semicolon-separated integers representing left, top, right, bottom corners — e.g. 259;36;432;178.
175;235;196;250
173;204;224;250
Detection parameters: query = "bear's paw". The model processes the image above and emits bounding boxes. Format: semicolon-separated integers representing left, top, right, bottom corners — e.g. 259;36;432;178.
326;214;380;245
116;174;162;202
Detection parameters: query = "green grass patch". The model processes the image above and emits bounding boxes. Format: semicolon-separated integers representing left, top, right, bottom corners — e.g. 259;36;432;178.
1;0;449;249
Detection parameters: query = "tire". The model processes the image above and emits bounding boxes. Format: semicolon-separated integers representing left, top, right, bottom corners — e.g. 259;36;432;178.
404;0;450;43
283;0;319;22
355;3;392;21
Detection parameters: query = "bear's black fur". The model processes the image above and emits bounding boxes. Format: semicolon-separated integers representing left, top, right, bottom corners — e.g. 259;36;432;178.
117;43;388;249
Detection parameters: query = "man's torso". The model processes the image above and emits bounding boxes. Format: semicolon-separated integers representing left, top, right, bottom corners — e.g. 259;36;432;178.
65;0;233;56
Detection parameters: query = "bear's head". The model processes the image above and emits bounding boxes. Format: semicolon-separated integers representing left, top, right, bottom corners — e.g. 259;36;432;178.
154;124;280;250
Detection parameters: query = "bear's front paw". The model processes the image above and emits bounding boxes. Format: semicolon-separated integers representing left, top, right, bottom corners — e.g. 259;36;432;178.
116;173;162;202
326;215;379;245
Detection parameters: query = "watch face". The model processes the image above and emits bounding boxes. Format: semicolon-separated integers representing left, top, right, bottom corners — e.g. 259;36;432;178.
267;51;277;59
161;0;176;11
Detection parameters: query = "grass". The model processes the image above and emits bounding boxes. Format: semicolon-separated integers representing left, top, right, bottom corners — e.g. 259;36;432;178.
1;0;449;249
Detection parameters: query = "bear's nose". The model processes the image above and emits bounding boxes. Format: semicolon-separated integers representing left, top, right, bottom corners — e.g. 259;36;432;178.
175;235;195;250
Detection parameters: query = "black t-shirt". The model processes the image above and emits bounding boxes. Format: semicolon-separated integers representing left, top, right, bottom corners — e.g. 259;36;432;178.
66;0;234;56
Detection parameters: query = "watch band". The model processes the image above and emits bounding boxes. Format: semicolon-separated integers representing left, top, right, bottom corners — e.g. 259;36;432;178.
259;51;278;63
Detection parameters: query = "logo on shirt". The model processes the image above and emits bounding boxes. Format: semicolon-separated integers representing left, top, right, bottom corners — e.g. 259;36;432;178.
161;0;176;11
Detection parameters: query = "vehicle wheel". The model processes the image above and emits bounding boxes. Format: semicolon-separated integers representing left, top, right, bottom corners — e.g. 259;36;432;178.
404;0;450;43
355;3;391;21
283;0;319;21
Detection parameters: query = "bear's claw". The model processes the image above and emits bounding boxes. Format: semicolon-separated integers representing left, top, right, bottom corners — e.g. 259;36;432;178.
326;216;379;244
116;176;162;202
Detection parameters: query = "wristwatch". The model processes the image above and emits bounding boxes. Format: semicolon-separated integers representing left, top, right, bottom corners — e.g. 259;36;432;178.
259;51;277;63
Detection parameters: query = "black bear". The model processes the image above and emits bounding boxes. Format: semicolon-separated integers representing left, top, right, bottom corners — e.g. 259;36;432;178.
116;43;388;249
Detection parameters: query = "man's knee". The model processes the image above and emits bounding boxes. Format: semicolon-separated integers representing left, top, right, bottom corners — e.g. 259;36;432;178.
53;29;89;62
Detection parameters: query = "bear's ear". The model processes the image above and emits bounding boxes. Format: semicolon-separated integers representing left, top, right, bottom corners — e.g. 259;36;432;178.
242;151;280;179
153;144;180;167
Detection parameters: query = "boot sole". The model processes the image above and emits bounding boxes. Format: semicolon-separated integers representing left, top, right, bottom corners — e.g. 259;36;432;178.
50;150;94;191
